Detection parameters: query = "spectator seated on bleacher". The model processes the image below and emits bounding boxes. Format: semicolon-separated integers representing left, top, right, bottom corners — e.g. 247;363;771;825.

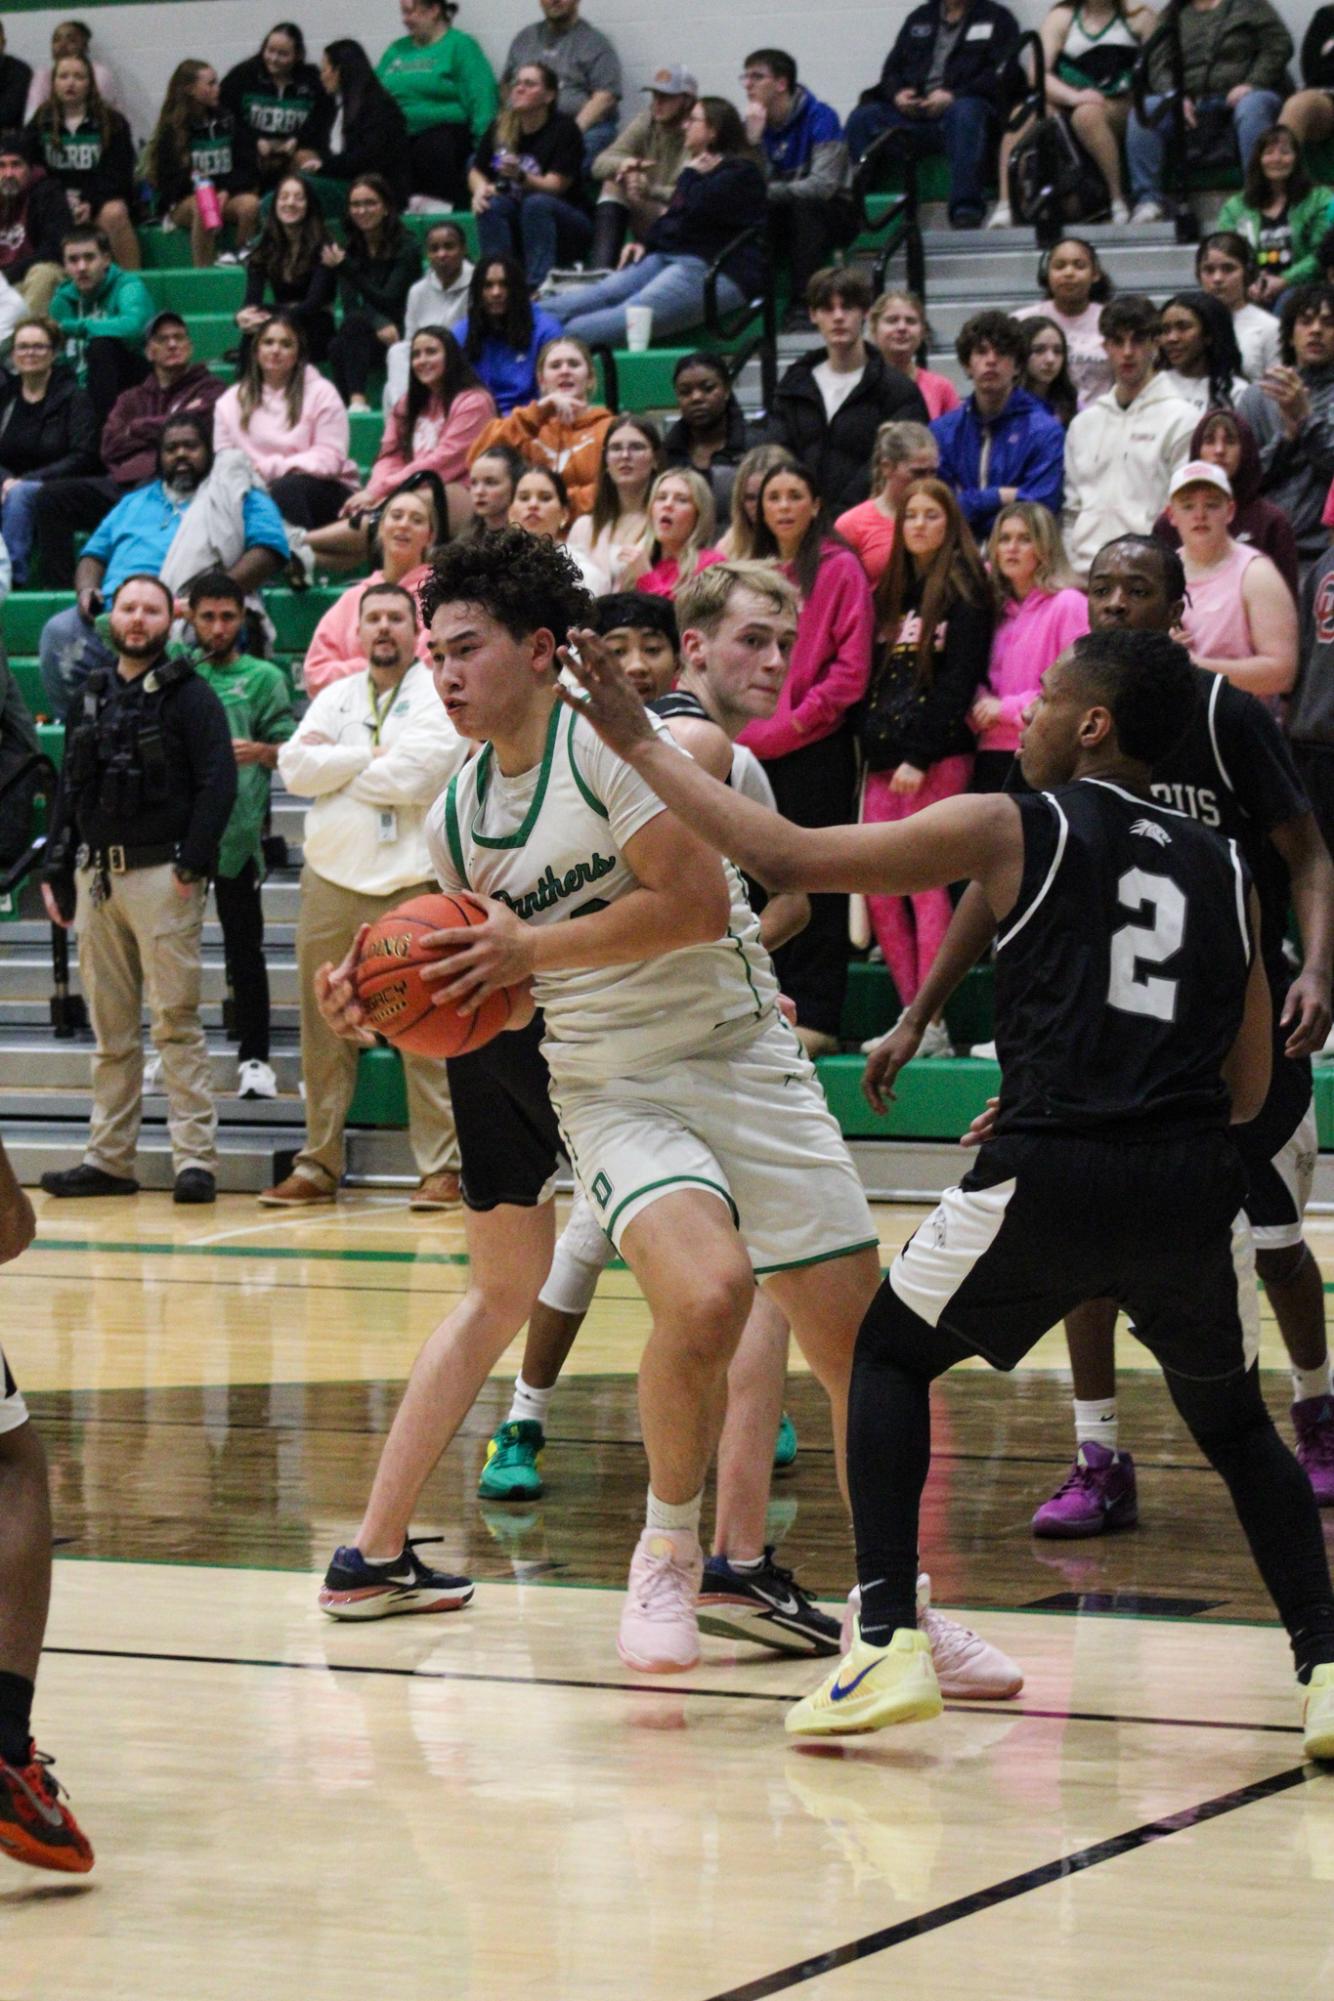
39;414;288;718
566;412;660;587
1061;293;1196;578
1021;315;1079;426
471;61;592;291
465;440;525;536
551;97;767;350
468;335;609;515
508;461;604;588
621;466;721;597
0;133;72;318
1237;282;1334;563
1155;289;1248;410
1217;125;1334;306
33;309;226;589
376;0;497;210
23;19;122;123
295;39;411;212
384;219;472;406
1196;230;1283;377
1280;5;1334;154
990;0;1154;230
868;288;960;421
834;418;941;586
717;441;797;558
220;23;323;194
0;22;30;133
49;225;152;426
1127;0;1293;225
1165;456;1298;695
0;314;95;584
505;0;621;172
741;49;854;306
588;64;694;273
235;173;337;366
1152;405;1300;601
453;254;563;415
1013;236;1116;405
661;350;759;522
931;308;1066;539
303;477;446;691
324;177;422;412
845;0;1020;231
768;267;929;516
23;48;137;273
142;60;262;271
307;329;493;569
214;314;358;533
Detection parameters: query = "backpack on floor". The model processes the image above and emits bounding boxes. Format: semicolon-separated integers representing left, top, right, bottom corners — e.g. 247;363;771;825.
1008;113;1110;227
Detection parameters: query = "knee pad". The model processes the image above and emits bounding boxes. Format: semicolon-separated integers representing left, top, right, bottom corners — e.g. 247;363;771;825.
537;1192;614;1317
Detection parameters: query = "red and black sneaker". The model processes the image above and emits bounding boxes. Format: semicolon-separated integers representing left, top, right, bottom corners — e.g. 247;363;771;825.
0;1747;94;1874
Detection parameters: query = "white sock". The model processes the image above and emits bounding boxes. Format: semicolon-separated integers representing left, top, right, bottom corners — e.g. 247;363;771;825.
507;1375;554;1427
1073;1397;1118;1453
646;1487;703;1535
1292;1360;1333;1404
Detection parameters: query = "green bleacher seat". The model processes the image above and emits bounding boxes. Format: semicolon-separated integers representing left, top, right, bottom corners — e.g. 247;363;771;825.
839;960;994;1048
348;1046;408;1126
142;268;246;314
1316;1068;1334;1149
36;723;64;770
5;660;46;719
348;409;383;463
3;594;72;654
177;314;242;362
266;588;342;652
816;1053;1000;1141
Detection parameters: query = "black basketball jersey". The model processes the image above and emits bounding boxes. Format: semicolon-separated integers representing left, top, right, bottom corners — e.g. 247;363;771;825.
1148;671;1307;994
648;689;769;914
993;779;1253;1139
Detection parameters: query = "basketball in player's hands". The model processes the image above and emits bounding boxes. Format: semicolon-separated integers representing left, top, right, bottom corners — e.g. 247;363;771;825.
352;894;518;1058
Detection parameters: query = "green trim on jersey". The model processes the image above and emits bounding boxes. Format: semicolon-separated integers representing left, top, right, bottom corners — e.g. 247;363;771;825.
443;773;469;886
603;1174;740;1238
566;706;609;821
471;701;561;850
752;1237;881;1277
721;924;767;1027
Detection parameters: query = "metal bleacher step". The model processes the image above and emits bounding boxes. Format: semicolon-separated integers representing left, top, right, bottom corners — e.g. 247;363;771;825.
0;1030;302;1094
0;1116;422;1193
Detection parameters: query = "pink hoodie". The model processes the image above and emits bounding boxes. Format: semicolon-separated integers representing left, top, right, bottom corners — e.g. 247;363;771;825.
368;386;497;500
738;544;874;762
214;366;358;487
974;585;1089;753
302;565;432;694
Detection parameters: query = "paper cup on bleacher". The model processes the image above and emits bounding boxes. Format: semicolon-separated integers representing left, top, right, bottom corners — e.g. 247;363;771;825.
625;305;653;352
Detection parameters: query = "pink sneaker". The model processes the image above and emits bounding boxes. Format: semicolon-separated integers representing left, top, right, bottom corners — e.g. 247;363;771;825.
618;1529;704;1673
1293;1395;1334;1506
840;1576;1024;1699
1031;1440;1138;1538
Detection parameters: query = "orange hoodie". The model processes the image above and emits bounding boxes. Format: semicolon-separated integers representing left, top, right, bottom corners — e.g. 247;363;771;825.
467;400;613;517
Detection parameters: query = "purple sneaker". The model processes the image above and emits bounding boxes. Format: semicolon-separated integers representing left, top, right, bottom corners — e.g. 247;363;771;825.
1293;1395;1334;1507
1031;1441;1139;1539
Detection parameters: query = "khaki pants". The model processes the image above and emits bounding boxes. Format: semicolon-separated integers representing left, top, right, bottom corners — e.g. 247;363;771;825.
18;264;63;317
74;863;216;1178
294;866;460;1189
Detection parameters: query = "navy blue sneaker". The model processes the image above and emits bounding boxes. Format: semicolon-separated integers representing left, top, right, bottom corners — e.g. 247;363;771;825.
697;1549;841;1657
318;1539;475;1620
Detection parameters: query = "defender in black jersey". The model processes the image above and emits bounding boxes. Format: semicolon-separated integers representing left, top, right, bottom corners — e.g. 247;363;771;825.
561;619;1334;1754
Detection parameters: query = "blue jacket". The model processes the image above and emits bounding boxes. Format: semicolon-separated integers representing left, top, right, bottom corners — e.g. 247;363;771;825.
930;387;1065;537
453;307;564;416
762;87;844;182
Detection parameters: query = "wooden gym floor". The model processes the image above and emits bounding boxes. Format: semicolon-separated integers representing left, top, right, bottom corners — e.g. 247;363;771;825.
3;1192;1334;1998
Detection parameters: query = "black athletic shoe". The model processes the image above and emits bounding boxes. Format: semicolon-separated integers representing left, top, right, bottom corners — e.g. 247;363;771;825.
39;1164;139;1198
697;1549;842;1657
173;1168;217;1204
319;1539;476;1620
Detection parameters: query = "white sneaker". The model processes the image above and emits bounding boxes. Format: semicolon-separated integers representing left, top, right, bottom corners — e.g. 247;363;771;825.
969;1039;998;1060
986;202;1012;230
142;1054;163;1093
237;1059;278;1100
917;1019;953;1060
1130;199;1164;224
1110;198;1130;225
841;1577;1024;1699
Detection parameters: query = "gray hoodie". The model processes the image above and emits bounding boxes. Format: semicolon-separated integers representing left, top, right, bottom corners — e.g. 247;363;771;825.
1236;365;1334;561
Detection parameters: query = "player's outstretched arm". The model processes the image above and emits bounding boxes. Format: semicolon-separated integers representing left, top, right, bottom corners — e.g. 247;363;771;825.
558;628;1018;901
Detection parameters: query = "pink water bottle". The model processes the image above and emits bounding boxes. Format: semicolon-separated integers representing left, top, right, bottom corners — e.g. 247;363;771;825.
193;174;222;231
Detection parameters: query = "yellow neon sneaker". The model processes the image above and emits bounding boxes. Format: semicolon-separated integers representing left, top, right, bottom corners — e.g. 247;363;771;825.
785;1622;943;1738
1301;1663;1334;1760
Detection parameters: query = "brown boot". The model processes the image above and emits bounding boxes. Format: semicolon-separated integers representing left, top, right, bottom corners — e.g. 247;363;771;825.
410;1170;463;1212
257;1172;336;1208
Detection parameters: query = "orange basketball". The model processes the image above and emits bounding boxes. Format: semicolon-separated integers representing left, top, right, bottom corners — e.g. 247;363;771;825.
352;893;517;1059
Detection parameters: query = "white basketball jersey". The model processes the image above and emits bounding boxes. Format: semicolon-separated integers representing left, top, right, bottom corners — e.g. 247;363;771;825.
426;703;778;1084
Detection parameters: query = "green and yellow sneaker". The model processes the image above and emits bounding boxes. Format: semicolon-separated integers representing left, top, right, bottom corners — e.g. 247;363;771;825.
773;1411;799;1471
478;1418;545;1500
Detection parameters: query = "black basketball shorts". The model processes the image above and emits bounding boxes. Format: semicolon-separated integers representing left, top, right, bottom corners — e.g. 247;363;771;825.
445;1012;564;1212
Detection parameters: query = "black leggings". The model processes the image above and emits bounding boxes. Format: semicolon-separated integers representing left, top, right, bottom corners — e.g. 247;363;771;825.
268;470;350;529
849;1277;1334;1677
409;123;473;207
214;859;270;1063
328;312;385;402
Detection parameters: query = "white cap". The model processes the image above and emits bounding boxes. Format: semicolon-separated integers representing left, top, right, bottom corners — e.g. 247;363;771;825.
1168;459;1233;502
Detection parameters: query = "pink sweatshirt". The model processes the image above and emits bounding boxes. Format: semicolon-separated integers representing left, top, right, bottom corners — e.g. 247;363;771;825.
302;565;432;694
633;547;725;598
368;386;497;500
214;367;358;486
738;544;874;762
975;585;1089;753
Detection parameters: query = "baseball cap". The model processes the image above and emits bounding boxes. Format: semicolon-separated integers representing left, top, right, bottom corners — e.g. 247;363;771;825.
146;310;189;340
1168;459;1232;501
644;66;697;97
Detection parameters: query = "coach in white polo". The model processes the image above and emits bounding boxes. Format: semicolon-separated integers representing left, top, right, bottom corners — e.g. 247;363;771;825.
262;581;469;1212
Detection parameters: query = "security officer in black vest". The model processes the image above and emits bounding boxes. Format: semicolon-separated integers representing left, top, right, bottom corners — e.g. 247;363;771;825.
39;573;237;1203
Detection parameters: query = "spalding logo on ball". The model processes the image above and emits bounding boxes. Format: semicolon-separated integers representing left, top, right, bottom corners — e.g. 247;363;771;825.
353;893;520;1058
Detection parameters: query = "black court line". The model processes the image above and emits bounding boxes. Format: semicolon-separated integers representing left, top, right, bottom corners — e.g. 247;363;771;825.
41;1643;1307;1737
701;1764;1317;2001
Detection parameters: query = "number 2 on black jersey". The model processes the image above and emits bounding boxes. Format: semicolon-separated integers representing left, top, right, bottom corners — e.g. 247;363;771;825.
1107;867;1186;1024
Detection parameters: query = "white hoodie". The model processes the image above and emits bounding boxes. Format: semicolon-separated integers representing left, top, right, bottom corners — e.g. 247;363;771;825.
1062;374;1198;581
279;660;468;896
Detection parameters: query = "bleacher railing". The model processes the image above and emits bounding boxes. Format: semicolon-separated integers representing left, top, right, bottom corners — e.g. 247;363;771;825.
0;752;86;1038
1132;18;1202;244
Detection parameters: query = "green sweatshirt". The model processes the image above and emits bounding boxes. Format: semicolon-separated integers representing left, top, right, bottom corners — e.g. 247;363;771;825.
49;263;155;384
193;653;295;879
376;28;498;140
1217;184;1334;289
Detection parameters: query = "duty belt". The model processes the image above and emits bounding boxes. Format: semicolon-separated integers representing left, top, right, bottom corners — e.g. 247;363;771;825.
77;842;178;874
